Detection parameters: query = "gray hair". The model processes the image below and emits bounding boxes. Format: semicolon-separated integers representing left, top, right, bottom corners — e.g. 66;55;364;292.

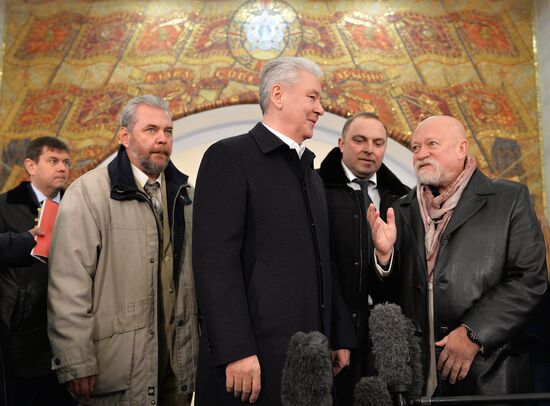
119;95;172;130
259;56;323;114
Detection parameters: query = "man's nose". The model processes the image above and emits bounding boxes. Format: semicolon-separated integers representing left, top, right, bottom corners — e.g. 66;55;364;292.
415;145;429;159
314;99;324;115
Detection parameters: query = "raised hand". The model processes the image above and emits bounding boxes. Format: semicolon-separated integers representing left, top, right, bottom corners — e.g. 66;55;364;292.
366;204;396;265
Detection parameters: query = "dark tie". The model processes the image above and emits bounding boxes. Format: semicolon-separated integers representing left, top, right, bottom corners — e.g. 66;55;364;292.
144;181;163;224
353;179;373;214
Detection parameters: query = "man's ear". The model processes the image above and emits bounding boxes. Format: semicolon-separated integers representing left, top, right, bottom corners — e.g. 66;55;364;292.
338;137;345;152
271;84;284;110
23;158;36;177
119;127;129;147
457;138;469;158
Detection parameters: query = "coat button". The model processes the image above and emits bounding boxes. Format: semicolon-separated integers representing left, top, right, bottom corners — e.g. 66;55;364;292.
438;277;448;286
351;313;358;319
151;401;156;405
440;326;449;335
54;358;61;366
150;258;155;263
178;320;184;326
149;329;154;335
181;384;187;392
354;261;359;266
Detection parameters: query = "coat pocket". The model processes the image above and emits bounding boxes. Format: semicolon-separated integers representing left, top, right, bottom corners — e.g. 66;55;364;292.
93;329;135;395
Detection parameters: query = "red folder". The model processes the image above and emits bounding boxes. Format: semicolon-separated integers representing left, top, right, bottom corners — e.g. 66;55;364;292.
31;200;60;263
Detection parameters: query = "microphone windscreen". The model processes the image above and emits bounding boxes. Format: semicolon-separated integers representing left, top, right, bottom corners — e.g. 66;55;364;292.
369;303;413;389
353;376;393;406
280;331;332;406
406;317;424;397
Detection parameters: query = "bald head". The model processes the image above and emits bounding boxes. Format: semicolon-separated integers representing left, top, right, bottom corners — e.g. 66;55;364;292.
411;115;469;192
414;115;467;144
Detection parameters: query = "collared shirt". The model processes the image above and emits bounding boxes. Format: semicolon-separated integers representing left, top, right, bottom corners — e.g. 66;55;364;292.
30;183;61;205
131;163;162;202
341;161;381;210
262;122;306;158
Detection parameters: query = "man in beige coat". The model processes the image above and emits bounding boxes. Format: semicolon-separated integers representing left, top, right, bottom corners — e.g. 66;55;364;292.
47;95;198;405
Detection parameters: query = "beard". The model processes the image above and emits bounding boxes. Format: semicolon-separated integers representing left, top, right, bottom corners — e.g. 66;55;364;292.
139;155;169;178
415;158;443;187
128;146;170;178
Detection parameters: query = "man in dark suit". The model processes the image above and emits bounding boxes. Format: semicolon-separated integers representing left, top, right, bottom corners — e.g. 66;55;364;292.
318;112;409;405
193;56;355;405
0;136;72;406
368;115;547;399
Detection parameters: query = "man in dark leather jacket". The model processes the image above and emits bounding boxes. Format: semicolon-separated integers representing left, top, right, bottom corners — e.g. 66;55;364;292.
368;115;547;401
0;136;72;405
318;112;409;405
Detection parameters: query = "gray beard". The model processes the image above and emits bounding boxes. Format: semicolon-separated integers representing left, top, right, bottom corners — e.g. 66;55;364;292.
139;157;168;178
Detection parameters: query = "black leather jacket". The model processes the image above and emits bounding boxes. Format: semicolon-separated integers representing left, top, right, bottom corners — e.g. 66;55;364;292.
0;182;54;377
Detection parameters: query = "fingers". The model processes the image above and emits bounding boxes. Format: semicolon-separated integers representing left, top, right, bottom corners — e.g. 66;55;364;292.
226;355;261;403
386;207;395;227
89;376;97;395
226;373;235;394
437;348;449;372
29;227;44;237
250;375;261;403
68;377;93;401
332;349;350;376
366;203;379;227
435;336;448;347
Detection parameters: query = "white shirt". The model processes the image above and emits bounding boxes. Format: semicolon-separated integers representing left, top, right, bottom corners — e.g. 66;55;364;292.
131;163;162;202
341;162;381;211
30;183;61;205
262;123;306;158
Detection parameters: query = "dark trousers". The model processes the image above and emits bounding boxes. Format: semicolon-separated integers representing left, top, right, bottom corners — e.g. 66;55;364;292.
5;374;74;406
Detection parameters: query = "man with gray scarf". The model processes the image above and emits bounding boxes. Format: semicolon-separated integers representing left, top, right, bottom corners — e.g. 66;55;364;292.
368;115;547;398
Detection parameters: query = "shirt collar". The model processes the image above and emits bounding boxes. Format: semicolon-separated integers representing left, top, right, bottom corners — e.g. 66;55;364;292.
30;183;61;204
341;161;378;187
262;123;306;158
130;163;162;189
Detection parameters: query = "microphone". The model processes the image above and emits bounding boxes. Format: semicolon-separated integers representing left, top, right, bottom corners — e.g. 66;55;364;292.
369;303;423;405
280;331;333;406
354;376;393;406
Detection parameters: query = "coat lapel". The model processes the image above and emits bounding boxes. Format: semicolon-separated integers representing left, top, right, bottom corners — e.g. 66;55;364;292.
398;188;427;266
441;169;493;239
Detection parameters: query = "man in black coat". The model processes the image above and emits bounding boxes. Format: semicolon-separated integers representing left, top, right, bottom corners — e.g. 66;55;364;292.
0;136;72;405
368;115;547;400
318;112;409;405
193;56;355;405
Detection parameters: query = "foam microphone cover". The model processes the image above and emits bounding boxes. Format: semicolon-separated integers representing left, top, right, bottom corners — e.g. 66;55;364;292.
353;376;393;406
406;317;424;397
369;303;413;390
280;331;333;406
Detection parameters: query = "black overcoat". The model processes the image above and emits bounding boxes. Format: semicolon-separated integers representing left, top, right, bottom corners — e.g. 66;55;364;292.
391;169;547;397
0;182;54;377
318;147;409;405
192;123;355;406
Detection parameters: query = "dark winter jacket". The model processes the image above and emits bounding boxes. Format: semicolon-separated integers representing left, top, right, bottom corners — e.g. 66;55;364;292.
0;182;54;377
318;147;409;404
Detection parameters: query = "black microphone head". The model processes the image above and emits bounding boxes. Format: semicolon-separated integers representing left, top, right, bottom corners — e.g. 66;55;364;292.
281;331;333;406
406;318;424;397
369;303;413;390
353;376;393;406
